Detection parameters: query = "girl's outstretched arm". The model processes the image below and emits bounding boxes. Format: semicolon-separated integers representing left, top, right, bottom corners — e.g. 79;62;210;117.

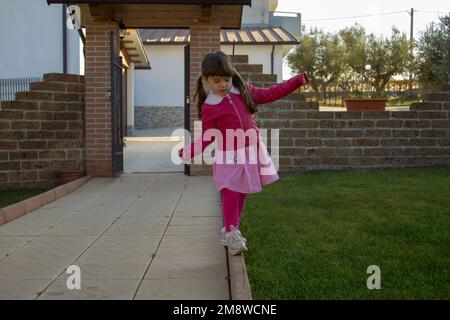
246;73;309;105
180;106;217;162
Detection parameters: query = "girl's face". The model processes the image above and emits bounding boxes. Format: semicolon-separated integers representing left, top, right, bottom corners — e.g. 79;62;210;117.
203;76;232;97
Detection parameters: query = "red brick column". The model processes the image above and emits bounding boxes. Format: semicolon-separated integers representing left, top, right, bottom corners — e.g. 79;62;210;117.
189;25;221;176
84;21;120;176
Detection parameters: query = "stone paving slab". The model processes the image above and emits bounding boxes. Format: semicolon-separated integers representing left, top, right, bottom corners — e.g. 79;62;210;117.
0;248;15;260
170;216;223;226
134;278;229;300
37;279;140;300
0;236;35;248
0;173;227;300
55;245;154;280
0;280;49;300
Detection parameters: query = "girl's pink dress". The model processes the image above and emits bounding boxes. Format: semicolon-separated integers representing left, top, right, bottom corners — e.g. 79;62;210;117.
182;73;309;194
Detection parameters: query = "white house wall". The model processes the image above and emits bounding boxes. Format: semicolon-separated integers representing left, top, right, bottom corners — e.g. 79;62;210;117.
0;0;80;78
133;44;290;130
241;0;271;25
222;45;284;82
127;63;135;135
134;46;184;107
135;45;287;111
133;46;184;130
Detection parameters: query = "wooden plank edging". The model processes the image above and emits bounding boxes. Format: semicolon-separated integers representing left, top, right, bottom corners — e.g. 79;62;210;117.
227;249;253;300
0;176;93;226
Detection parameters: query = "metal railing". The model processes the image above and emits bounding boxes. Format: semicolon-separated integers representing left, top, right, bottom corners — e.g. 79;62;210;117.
0;77;42;101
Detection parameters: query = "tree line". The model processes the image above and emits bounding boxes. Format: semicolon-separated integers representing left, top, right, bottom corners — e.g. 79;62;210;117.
287;14;450;97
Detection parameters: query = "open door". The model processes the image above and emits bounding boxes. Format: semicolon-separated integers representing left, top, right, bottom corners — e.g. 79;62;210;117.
111;31;124;177
184;44;190;176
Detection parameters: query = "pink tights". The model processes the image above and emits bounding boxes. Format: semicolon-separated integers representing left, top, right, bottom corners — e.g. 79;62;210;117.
221;188;248;232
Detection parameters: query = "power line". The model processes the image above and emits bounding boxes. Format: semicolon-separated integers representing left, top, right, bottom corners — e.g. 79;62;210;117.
415;10;447;15
303;10;409;22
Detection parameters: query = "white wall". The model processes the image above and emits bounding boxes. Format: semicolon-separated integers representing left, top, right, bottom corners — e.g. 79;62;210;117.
127;63;135;129
135;44;290;107
222;45;284;82
134;46;185;107
0;0;80;78
242;0;270;25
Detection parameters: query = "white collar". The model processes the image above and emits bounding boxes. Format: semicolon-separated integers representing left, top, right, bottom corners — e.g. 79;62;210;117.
204;85;240;105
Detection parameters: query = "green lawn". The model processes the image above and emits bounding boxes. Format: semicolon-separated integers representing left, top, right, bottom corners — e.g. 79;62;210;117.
387;96;422;107
0;188;49;209
240;165;450;299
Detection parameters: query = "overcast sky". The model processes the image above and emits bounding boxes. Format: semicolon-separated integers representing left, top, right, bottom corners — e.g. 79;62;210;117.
278;0;449;78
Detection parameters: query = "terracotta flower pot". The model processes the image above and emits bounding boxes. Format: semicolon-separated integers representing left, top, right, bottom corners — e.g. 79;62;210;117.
57;170;81;185
344;98;387;112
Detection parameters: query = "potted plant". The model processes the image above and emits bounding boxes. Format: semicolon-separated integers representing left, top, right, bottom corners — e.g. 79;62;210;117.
57;167;81;185
344;97;388;112
344;65;387;112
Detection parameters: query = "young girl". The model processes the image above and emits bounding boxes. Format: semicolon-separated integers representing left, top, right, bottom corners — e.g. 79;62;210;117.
179;51;309;255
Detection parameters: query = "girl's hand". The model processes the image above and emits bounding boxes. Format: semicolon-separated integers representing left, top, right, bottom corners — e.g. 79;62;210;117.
299;72;309;85
178;148;183;159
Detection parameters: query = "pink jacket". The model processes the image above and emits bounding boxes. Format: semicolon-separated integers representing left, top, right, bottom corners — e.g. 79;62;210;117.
181;73;309;161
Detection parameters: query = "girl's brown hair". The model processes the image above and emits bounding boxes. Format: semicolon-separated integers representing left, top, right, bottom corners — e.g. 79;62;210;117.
193;51;257;120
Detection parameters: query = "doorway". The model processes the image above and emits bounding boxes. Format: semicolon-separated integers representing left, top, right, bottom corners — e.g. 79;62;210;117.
123;40;189;174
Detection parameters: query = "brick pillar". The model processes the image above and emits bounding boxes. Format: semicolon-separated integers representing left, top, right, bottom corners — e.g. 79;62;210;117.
84;21;120;176
189;25;221;176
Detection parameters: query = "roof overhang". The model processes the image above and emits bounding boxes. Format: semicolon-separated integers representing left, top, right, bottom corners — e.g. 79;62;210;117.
48;0;250;3
47;1;251;28
140;26;299;46
121;29;151;69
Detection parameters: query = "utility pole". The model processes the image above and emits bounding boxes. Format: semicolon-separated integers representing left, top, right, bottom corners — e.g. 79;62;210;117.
408;8;414;96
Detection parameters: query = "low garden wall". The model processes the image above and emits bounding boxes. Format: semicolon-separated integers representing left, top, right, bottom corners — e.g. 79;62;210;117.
256;100;450;172
0;73;85;189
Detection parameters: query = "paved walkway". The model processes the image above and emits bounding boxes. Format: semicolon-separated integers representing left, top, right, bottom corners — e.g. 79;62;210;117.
124;128;184;173
0;173;228;300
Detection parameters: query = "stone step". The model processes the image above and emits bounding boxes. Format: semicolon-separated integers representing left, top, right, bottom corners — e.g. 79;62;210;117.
234;64;263;74
15;90;82;102
30;81;84;93
247;81;272;88
29;82;66;92
15;91;53;101
248;74;277;83
43;73;84;84
230;55;248;64
0;100;39;111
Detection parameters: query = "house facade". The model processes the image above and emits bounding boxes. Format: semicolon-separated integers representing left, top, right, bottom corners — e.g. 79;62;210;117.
132;0;301;133
0;0;81;79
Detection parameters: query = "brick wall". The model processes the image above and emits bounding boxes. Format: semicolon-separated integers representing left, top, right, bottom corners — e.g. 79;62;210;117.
250;58;450;172
188;25;221;176
189;54;450;175
256;102;450;171
0;73;85;189
84;21;120;176
134;106;183;130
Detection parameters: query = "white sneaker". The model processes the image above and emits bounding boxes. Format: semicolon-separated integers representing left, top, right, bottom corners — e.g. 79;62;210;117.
226;225;248;255
220;226;247;246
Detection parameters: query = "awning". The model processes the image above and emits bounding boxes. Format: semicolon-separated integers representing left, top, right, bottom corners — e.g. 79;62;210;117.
140;26;299;45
